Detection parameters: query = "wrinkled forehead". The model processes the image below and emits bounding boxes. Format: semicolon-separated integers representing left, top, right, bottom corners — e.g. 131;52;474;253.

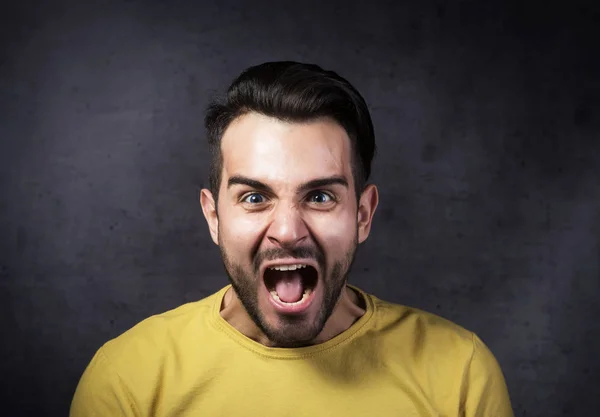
220;113;354;187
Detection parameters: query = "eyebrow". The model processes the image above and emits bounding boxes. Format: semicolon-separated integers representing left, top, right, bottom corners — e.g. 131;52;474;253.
227;175;349;194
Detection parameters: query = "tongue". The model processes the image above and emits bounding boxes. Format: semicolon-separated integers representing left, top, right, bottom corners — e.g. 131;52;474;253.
275;271;304;303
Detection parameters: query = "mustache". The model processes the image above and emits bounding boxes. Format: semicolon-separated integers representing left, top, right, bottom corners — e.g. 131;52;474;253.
253;247;325;273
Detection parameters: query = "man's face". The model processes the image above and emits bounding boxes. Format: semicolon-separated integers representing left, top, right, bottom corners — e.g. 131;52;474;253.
203;113;373;347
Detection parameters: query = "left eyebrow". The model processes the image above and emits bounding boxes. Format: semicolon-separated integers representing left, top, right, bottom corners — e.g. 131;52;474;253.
296;176;349;194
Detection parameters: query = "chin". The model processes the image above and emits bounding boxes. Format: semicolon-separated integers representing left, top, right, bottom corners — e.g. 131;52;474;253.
258;283;326;344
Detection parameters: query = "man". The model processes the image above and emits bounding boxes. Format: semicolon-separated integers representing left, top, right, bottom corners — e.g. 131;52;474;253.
71;61;514;416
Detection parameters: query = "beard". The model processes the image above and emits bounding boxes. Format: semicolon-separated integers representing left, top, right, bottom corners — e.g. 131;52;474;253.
219;235;358;348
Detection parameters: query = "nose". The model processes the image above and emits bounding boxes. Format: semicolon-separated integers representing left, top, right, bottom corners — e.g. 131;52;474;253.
266;202;309;248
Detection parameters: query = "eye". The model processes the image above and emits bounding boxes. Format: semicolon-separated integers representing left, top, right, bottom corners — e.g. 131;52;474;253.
308;191;334;204
242;193;266;204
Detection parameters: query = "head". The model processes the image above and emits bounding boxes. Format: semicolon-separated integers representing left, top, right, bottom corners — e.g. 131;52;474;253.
200;61;378;347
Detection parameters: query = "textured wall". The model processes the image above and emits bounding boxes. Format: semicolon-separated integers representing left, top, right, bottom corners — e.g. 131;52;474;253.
1;1;598;415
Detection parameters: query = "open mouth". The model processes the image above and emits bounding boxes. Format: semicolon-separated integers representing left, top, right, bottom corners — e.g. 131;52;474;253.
263;263;318;308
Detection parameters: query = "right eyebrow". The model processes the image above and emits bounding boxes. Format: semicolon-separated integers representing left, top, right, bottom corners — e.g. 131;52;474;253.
227;175;275;194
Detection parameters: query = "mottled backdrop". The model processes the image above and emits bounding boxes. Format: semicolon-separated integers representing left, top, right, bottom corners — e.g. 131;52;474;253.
1;0;598;416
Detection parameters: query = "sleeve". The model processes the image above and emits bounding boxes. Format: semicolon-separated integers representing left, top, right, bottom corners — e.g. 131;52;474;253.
461;334;514;417
70;347;141;417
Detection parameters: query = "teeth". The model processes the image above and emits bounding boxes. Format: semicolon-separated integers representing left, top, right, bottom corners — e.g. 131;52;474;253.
270;288;312;305
268;264;307;271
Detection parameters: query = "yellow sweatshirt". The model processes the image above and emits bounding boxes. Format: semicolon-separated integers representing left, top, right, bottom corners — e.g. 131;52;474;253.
71;285;513;416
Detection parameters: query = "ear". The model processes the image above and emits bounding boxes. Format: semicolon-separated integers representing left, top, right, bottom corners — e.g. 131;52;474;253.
200;189;219;245
357;184;379;244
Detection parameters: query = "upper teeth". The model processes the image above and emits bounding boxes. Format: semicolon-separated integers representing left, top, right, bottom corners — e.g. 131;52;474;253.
269;264;307;271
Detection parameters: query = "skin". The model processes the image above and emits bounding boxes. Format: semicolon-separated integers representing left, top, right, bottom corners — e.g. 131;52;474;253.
200;112;378;348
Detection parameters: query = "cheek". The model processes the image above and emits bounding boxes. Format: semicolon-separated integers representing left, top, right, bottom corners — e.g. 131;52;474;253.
310;211;357;252
219;212;266;251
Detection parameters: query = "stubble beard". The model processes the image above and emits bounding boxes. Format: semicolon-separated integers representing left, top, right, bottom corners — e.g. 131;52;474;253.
219;236;358;348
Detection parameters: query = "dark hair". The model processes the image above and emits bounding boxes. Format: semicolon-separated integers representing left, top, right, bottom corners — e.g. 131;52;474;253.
204;61;376;202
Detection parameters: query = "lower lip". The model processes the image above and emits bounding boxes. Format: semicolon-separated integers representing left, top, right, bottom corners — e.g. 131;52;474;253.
265;283;318;314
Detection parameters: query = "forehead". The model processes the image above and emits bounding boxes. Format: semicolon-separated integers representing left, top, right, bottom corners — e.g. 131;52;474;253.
220;113;353;185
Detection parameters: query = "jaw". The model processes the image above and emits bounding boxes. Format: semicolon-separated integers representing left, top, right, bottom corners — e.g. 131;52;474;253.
221;247;361;347
258;281;326;347
224;266;362;348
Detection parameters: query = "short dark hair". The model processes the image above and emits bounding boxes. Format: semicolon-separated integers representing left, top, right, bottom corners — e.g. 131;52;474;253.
204;61;376;202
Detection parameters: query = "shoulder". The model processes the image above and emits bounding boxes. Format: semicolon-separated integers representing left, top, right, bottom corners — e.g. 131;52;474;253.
359;290;513;415
101;289;221;363
366;294;504;371
358;290;480;375
364;291;475;354
71;288;227;416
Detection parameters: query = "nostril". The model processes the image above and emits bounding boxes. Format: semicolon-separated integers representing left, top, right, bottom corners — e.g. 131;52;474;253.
267;235;308;249
266;229;308;244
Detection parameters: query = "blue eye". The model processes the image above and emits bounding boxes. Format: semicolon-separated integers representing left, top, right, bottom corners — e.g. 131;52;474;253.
309;191;333;204
243;193;265;204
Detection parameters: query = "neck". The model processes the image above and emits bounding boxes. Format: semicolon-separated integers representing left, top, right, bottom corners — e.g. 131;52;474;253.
219;285;366;347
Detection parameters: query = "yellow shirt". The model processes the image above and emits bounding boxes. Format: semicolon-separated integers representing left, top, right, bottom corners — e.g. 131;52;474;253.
71;285;513;416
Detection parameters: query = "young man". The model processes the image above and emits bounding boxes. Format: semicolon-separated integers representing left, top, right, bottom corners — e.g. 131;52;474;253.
71;61;514;416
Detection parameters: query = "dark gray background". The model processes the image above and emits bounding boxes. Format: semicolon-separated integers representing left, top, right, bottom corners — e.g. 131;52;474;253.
1;0;598;415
